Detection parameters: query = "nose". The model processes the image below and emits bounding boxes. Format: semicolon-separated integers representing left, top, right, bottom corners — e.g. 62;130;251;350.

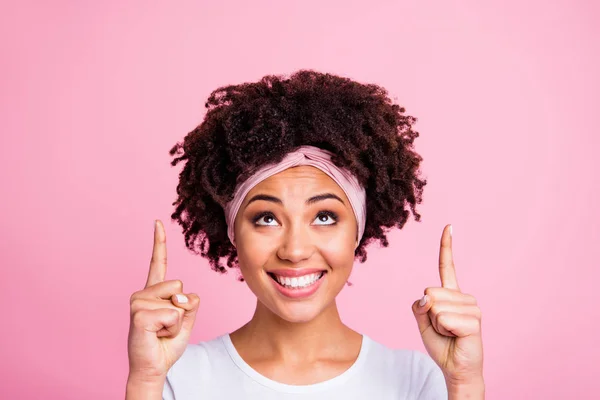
276;222;315;263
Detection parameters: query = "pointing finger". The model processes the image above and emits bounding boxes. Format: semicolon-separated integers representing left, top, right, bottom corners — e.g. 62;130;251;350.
439;224;459;291
146;220;167;288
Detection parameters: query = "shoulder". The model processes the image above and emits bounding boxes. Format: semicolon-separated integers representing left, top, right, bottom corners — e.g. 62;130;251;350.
363;336;448;399
167;334;228;377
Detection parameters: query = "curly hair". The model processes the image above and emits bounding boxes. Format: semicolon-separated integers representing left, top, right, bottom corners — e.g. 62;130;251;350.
169;69;427;276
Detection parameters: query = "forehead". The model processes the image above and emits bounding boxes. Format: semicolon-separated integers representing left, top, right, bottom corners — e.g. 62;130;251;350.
247;165;346;199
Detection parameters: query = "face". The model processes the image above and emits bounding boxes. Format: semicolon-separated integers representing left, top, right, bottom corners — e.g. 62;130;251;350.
233;165;358;323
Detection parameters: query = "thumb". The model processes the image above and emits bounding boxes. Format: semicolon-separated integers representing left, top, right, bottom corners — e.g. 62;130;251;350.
171;293;200;333
412;295;432;336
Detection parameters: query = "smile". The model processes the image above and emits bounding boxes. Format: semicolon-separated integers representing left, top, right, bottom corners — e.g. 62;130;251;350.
268;271;325;289
266;269;328;299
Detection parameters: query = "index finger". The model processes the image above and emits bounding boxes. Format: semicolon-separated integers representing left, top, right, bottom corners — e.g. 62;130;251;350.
438;224;459;291
145;219;167;288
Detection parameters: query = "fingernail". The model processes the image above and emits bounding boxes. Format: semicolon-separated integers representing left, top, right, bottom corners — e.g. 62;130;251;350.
449;224;453;236
419;295;428;307
176;294;188;304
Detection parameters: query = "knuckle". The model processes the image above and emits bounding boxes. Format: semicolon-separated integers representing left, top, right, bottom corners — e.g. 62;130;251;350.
436;311;448;324
129;291;140;304
166;307;178;317
424;287;437;297
429;314;439;330
130;298;142;313
472;316;482;330
170;279;184;292
131;309;148;326
463;293;477;304
170;308;183;322
151;255;167;266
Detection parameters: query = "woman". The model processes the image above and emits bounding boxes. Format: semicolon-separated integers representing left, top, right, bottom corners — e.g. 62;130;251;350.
126;70;484;399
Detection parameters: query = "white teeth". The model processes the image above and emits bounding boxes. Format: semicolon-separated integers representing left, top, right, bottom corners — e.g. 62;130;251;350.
274;272;323;289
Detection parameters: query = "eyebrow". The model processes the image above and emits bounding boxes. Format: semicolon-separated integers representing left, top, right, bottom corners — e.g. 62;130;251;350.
245;193;345;207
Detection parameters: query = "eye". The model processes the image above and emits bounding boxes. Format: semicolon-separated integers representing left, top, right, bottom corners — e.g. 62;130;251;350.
253;212;279;226
313;211;338;226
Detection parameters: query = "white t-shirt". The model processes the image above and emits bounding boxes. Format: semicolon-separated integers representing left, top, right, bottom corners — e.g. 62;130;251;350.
162;333;448;399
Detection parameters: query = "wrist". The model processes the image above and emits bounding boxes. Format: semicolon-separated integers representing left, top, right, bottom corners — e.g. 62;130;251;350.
446;376;485;400
126;373;166;397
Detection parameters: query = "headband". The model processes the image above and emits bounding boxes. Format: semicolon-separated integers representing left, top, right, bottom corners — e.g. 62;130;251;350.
224;145;367;247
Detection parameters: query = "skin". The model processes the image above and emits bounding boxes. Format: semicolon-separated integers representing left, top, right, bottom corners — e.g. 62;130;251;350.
229;166;363;384
412;225;485;396
126;165;485;398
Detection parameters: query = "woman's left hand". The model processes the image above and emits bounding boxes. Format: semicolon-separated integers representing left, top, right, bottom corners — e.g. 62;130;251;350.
412;224;484;388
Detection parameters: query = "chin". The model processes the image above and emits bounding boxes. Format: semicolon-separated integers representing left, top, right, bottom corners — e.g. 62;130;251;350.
269;300;327;324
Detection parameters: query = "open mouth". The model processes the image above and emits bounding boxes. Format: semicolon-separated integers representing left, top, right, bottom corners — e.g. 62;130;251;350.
267;271;326;289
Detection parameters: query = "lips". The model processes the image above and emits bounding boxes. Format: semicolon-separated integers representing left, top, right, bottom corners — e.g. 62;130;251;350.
266;268;327;277
268;271;325;288
266;269;328;299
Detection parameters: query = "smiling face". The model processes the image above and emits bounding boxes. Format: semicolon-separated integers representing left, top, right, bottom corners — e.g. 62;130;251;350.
233;165;358;323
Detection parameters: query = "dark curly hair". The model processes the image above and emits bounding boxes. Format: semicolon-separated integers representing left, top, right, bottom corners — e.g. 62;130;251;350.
169;69;427;276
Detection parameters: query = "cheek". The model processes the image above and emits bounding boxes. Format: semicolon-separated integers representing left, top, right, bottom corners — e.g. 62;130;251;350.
317;230;356;269
236;234;276;274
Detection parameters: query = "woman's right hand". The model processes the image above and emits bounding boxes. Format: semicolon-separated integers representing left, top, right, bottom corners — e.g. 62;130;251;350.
127;220;200;383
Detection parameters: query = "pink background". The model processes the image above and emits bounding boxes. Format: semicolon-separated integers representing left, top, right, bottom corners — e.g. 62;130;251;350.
1;1;598;398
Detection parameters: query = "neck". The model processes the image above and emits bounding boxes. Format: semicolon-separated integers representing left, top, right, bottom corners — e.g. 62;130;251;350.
231;299;356;362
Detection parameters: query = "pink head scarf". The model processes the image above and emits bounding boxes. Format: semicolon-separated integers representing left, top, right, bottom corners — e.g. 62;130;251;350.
224;145;367;247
